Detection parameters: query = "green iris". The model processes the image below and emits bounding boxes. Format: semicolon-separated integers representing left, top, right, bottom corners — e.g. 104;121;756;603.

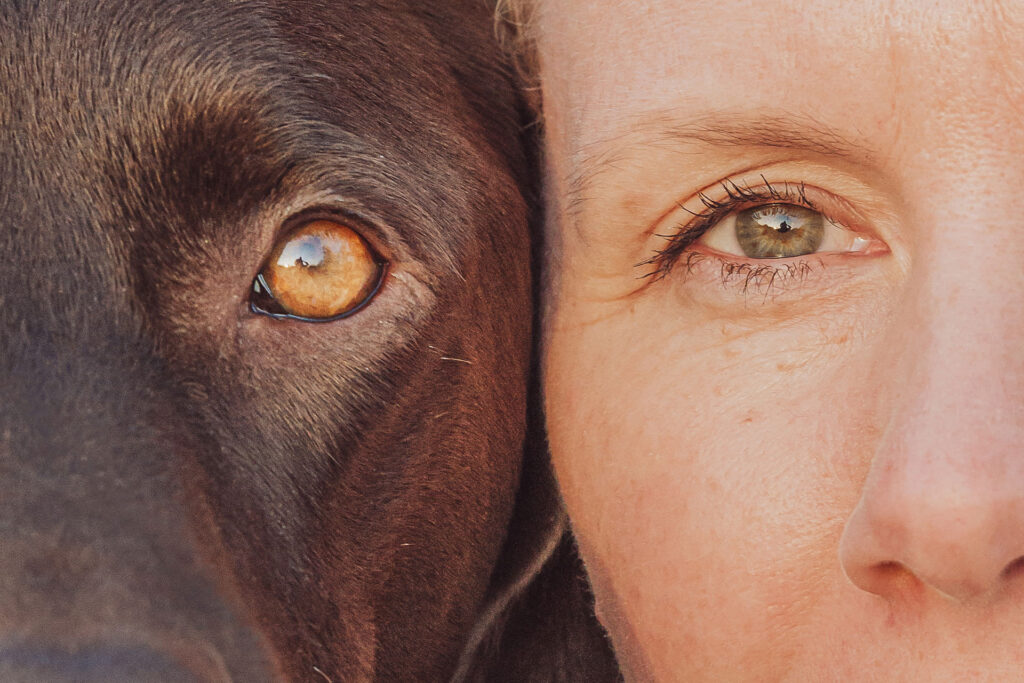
734;203;824;258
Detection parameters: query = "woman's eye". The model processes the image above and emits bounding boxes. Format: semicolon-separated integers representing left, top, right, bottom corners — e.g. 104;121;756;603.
251;219;387;322
699;203;873;259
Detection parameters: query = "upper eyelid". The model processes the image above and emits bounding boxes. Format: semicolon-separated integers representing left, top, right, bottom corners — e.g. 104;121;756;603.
256;195;433;277
679;167;885;230
687;179;831;222
274;200;395;247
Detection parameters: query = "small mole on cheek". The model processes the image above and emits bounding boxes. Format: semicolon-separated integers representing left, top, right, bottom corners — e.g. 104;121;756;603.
741;409;762;424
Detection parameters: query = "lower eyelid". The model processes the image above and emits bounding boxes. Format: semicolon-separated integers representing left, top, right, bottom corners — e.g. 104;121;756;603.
674;250;831;303
671;244;891;308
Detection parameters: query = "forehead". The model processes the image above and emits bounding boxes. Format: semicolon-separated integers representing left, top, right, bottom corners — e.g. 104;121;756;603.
535;0;1024;174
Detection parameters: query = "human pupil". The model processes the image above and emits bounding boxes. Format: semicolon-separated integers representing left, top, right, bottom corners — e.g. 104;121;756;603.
734;203;824;258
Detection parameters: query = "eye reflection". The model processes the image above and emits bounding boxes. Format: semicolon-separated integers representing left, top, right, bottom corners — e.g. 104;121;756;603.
277;234;333;269
735;204;824;258
251;219;386;322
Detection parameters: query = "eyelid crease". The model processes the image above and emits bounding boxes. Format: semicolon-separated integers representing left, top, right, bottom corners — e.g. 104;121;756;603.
565;108;877;231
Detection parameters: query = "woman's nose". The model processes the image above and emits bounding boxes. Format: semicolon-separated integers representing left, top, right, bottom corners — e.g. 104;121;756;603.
839;420;1024;602
839;219;1024;604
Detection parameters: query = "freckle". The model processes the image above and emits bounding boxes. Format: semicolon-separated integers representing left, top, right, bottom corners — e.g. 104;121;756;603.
835;334;849;344
619;192;646;214
741;410;762;424
776;361;797;372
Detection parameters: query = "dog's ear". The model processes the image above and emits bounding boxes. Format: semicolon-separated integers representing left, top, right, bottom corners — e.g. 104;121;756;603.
451;443;623;682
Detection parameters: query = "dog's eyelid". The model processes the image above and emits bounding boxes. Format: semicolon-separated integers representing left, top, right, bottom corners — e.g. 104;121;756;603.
270;198;407;264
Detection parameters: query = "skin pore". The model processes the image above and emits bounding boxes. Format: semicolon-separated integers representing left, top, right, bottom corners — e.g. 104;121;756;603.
533;0;1024;680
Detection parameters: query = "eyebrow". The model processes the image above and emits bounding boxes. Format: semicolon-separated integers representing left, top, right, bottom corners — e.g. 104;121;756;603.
564;110;870;222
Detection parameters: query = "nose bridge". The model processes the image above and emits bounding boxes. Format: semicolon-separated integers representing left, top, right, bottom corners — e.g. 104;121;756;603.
4;335;195;606
840;183;1024;601
883;237;1022;480
890;175;1024;462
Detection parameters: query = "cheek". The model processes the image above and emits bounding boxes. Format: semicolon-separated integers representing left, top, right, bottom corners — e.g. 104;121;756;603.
544;297;883;677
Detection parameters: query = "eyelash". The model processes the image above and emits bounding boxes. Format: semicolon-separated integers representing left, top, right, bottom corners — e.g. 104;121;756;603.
637;178;834;290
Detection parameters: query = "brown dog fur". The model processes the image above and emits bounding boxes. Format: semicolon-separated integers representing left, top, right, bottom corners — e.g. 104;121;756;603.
0;0;620;679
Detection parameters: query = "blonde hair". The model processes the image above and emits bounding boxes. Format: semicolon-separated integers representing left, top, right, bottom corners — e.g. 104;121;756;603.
494;0;542;112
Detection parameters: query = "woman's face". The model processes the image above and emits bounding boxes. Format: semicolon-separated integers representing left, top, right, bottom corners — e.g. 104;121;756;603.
538;0;1024;678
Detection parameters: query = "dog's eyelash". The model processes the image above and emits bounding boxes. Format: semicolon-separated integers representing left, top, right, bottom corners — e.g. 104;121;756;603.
636;177;824;283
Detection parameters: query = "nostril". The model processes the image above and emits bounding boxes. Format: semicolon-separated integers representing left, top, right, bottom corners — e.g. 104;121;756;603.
0;644;200;682
1001;556;1024;580
868;561;924;596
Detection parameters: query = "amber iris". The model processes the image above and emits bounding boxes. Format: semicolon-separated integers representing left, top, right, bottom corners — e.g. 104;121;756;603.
252;220;385;321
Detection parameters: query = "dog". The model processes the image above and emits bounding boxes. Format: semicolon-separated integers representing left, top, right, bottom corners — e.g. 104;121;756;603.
0;0;621;680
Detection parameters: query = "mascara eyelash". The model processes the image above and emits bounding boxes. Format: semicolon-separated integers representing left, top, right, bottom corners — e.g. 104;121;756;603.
637;178;831;283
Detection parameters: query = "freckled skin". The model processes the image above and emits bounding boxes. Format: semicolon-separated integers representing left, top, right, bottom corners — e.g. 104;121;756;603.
537;0;1024;679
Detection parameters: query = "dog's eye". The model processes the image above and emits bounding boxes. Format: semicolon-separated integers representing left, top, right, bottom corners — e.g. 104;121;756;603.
251;219;386;321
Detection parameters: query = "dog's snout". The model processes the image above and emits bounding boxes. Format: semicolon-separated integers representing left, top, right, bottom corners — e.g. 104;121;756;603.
0;336;280;681
0;643;210;683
